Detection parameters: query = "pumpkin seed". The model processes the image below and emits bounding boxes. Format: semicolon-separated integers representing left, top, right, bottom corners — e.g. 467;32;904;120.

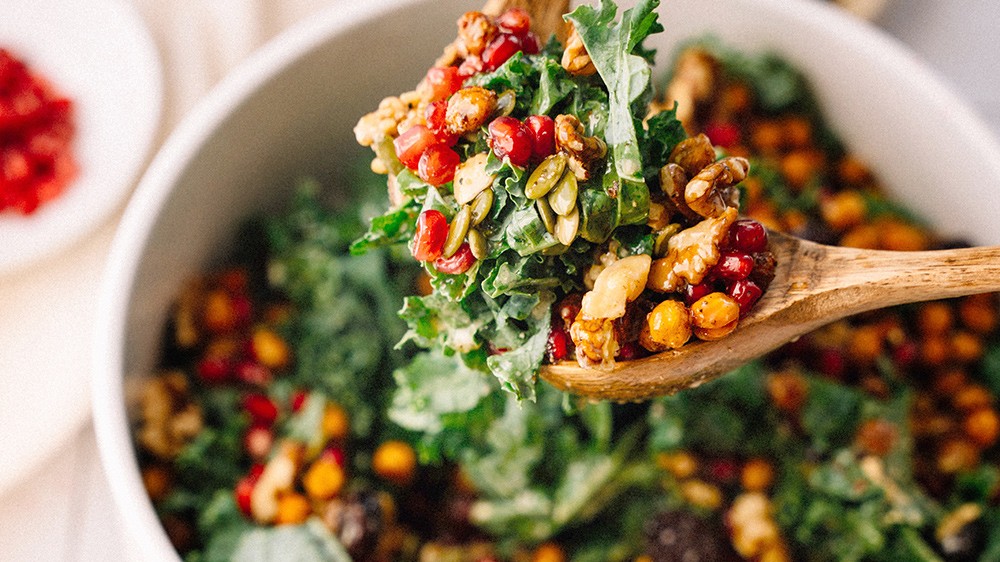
495;89;516;117
653;223;682;257
469;188;494;226
442;205;471;258
547;171;578;216
525;153;567;199
541;243;569;256
555;206;580;246
536;197;557;235
468;228;488;260
453;152;495;205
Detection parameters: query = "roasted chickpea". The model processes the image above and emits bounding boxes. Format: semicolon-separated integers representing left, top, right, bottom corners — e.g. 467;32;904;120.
951;331;984;363
953;384;993;413
847;325;884;363
640;300;692;351
322;404;351;441
767;370;808;413
690;292;740;340
959;296;999;334
740;458;775;492
532;542;567;562
820;190;866;231
937;439;980;474
963;408;1000;448
373;440;417;485
680;479;724;510
275;493;311;525
303;458;346;501
657;451;698;479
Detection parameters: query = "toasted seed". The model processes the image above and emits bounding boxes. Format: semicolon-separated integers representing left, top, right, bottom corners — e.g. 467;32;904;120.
443;206;472;258
469;188;494;226
495;89;516;117
525;153;568;199
653;223;682;257
454;152;495;205
541;243;569;256
555;206;580;246
547;171;578;216
536;197;557;235
468;228;488;259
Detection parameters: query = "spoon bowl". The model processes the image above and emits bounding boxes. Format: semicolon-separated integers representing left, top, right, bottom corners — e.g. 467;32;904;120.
541;231;1000;401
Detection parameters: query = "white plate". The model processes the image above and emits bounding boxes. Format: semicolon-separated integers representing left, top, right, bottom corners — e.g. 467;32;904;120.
0;0;161;494
0;0;162;275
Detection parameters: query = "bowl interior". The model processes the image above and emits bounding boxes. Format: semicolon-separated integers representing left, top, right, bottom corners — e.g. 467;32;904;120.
95;0;1000;559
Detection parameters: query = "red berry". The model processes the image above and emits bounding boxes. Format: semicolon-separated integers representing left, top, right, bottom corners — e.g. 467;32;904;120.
487;116;533;167
290;390;308;413
816;347;846;380
235;464;264;516
196;355;231;384
412;209;448;261
892;340;919;368
243;393;278;426
424;100;448;135
424;66;463;101
234;360;272;387
525;115;555;160
704;121;741;148
322;447;346;468
707;458;739;484
418;143;461;186
482;33;522;70
496;8;531;36
521;32;541;55
434;243;476;275
393;125;438;170
243;425;274;459
229;293;253;327
547;328;568;362
728;219;769;253
713;251;754;280
726;278;763;316
684;282;713;306
617;342;641;361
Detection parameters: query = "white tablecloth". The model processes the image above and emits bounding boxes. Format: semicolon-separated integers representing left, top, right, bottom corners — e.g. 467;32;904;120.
0;0;997;559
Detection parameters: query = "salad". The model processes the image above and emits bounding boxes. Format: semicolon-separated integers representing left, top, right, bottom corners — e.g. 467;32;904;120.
135;1;1000;561
352;0;775;397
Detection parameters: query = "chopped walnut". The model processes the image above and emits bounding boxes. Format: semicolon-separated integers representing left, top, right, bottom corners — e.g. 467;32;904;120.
685;156;749;218
669;134;716;176
137;371;203;459
561;25;597;76
555;114;607;180
572;255;651;370
659;163;700;221
445;86;497;135
570;314;618;371
647;206;738;292
457;11;498;58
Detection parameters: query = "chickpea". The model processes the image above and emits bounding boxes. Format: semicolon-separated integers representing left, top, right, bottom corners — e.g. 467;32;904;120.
303;458;345;501
782;116;812;148
917;302;954;336
721;82;752;114
640;300;692;351
837;154;872;185
251;328;291;370
920;336;951;367
322;404;351;441
953;384;993;413
780;150;823;191
847;325;884;363
767;370;808;413
202;289;236;333
959;296;998;334
532;542;567;562
937;439;980;474
951;331;984;363
656;451;698;479
740;458;775;492
275;492;311;525
932;368;969;396
142;465;173;502
750;120;784;154
855;418;897;457
680;479;724;510
839;224;879;249
373;440;417;485
820;190;866;231
690;292;740;340
963;408;1000;448
878;219;929;251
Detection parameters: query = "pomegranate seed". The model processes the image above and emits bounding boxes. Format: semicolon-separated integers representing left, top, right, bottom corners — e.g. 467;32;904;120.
290;389;308;413
713;251;754;280
434;242;476;275
558;293;583;329
707;458;739;484
417;143;461;186
684;283;713;306
496;8;531;36
424;100;453;142
547;328;568;362
521;32;541;55
412;209;448;261
525;115;555;160
728;219;769;253
816;347;846;379
482;33;523;70
196;355;231;384
892;340;919;368
393;125;438;170
243;393;278;426
244;425;274;459
704;121;741;148
487;116;533;167
321;447;346;468
457;56;485;79
726;278;763;316
234;464;264;516
234;360;272;386
617;342;641;361
424;66;463;102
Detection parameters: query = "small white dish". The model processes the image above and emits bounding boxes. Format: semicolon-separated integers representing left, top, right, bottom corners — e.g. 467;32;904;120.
0;0;162;275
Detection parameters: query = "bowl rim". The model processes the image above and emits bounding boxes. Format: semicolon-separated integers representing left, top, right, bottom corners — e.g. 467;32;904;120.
91;0;1000;558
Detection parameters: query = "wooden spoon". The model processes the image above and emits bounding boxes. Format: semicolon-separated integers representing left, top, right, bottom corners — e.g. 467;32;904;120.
541;231;1000;402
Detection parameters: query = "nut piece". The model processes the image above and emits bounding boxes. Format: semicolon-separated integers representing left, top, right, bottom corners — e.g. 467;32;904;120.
640;299;692;351
561;25;597;76
454;152;495;205
648;206;737;292
581;254;652;320
446;86;498;136
659;163;700;221
457;11;498;58
555;114;607;180
685;156;749;218
570;314;617;371
669;134;716;176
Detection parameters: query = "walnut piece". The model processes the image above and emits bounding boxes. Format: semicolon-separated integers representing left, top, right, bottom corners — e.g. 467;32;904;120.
555;114;607;180
647;206;738;292
561;25;597;76
570;314;618;371
685;156;749;218
457;11;498;58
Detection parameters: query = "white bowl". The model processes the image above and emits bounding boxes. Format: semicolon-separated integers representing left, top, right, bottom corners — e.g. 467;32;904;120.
92;0;1000;559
